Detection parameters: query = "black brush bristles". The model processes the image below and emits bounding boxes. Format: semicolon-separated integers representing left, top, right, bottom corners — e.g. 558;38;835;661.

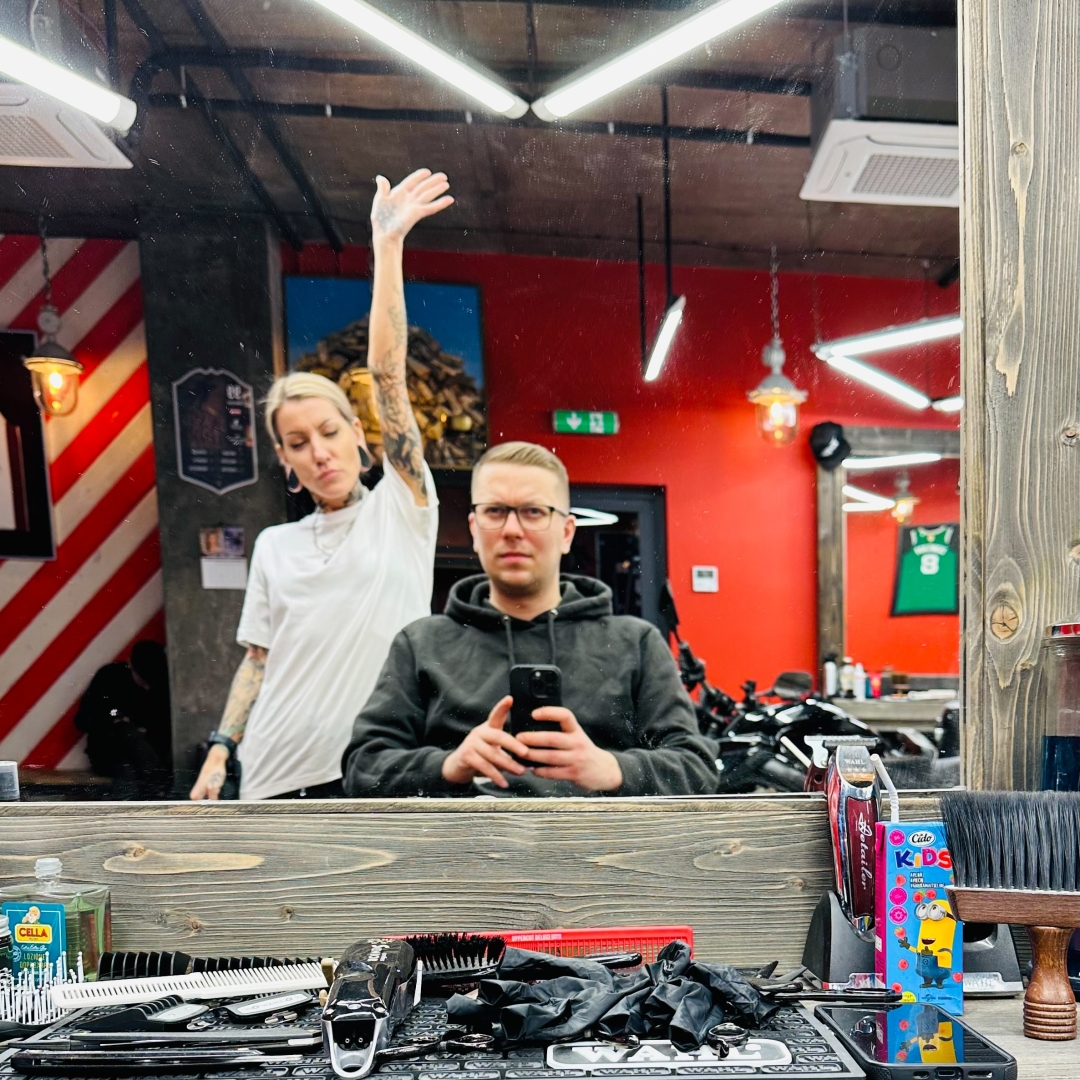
402;933;505;993
940;790;1080;893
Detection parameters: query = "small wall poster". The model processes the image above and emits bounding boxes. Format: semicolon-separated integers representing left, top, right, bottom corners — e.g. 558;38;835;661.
891;524;959;616
173;368;258;494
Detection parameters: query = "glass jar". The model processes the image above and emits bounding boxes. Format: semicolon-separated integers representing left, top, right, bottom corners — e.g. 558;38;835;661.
1039;622;1080;791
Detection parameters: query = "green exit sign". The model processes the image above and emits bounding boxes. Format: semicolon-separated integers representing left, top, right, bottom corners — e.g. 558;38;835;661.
552;410;620;435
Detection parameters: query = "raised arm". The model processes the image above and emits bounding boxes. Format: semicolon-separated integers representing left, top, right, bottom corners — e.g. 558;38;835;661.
368;169;454;506
189;645;266;800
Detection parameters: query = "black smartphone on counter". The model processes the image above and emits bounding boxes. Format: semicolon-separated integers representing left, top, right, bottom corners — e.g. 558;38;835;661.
509;664;563;736
814;1003;1017;1080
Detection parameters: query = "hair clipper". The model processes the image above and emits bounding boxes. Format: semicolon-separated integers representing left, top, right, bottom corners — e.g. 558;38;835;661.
322;939;421;1078
826;743;879;935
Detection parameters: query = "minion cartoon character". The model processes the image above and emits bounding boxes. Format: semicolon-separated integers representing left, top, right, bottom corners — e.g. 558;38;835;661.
897;897;957;989
895;1006;957;1064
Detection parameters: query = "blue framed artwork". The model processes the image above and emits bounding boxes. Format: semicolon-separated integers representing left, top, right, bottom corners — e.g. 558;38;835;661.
285;277;486;468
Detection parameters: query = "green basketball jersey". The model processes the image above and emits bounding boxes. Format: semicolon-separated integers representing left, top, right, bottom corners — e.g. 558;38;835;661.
892;525;959;615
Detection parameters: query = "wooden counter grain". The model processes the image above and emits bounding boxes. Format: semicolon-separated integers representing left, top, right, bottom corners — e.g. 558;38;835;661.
0;796;937;969
961;1000;1078;1079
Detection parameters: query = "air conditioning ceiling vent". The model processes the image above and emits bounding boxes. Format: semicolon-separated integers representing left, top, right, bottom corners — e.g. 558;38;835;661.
0;85;131;169
800;119;959;207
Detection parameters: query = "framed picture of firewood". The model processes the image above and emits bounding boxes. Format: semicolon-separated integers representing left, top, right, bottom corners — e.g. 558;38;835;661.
284;277;486;469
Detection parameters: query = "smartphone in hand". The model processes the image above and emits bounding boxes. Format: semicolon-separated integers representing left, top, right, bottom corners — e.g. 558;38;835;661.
508;664;563;737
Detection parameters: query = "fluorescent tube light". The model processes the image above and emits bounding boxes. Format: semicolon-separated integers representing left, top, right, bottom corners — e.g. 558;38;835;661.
843;453;942;471
532;0;784;121
0;34;136;132
822;354;931;410
309;0;528;117
842;485;895;512
643;296;685;382
814;315;962;361
570;507;621;527
932;395;964;413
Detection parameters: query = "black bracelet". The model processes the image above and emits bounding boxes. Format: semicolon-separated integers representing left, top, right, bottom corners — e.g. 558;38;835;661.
207;731;237;756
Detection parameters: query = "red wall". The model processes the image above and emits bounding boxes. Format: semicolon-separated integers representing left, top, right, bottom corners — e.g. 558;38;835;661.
846;460;960;674
282;245;960;694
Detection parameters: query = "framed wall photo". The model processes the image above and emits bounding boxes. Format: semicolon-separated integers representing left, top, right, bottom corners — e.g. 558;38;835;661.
0;330;55;560
284;277;486;468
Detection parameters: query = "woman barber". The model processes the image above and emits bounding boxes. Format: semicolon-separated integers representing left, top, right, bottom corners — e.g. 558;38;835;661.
189;169;453;800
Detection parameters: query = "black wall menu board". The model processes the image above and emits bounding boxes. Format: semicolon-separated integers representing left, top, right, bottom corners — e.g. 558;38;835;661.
172;368;258;494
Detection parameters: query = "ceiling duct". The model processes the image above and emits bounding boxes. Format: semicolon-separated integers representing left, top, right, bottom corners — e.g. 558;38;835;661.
800;26;958;208
0;84;130;168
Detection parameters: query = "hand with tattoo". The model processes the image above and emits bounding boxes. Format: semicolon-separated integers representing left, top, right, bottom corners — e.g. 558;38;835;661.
189;646;266;800
367;169;453;506
370;169;453;245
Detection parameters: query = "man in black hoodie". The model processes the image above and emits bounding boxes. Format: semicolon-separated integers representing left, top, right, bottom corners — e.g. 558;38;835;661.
342;442;718;797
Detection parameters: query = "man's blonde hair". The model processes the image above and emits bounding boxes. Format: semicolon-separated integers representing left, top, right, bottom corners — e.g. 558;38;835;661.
264;371;354;445
471;441;570;505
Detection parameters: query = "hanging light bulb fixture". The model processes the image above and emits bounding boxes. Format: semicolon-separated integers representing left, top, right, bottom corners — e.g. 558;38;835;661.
23;215;83;417
748;246;807;446
890;472;920;524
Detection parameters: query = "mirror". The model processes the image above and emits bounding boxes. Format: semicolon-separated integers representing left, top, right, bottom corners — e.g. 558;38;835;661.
0;0;962;801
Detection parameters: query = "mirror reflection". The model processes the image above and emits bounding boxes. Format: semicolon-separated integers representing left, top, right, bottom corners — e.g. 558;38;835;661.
0;0;960;801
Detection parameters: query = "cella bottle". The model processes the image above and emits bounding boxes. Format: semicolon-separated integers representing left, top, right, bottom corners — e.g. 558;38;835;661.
0;857;110;979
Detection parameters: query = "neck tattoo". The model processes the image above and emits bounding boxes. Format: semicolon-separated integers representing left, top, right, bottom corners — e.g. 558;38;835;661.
311;482;364;562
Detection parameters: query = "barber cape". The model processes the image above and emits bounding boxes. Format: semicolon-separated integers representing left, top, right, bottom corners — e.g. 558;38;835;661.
342;573;718;798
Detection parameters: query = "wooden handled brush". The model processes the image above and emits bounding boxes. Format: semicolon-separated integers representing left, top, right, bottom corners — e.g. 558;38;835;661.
941;790;1080;1041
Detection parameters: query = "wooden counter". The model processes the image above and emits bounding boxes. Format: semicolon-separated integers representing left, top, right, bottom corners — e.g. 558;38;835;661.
2;797;1074;1076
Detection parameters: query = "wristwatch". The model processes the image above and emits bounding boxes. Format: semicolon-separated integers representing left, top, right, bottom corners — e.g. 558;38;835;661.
207;731;237;756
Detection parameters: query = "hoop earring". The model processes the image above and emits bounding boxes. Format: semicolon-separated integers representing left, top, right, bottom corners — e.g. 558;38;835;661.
285;467;303;494
358;444;373;472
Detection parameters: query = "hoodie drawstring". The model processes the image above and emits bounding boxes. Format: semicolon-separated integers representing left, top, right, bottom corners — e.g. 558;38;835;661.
502;610;559;673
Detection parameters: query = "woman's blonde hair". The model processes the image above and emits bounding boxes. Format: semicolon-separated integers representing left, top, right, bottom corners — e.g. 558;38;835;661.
264;371;355;445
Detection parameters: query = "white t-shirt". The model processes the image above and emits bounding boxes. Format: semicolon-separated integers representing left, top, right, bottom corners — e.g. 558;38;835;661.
235;461;438;799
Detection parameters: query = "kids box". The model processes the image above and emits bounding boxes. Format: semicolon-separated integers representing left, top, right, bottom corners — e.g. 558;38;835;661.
875;820;964;1016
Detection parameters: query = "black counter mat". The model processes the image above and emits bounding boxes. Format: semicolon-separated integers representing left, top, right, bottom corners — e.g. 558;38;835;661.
0;997;864;1080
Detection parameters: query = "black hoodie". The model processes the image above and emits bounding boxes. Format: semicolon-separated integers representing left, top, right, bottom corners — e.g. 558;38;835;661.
342;574;718;797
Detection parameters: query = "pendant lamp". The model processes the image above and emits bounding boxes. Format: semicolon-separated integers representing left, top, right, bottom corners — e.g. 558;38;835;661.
23;217;83;417
748;247;806;446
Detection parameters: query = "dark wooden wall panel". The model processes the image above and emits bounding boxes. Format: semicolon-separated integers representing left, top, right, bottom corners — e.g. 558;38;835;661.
0;798;936;967
960;0;1080;788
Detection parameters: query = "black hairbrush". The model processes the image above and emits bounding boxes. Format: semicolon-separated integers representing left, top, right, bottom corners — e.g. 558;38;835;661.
401;933;505;994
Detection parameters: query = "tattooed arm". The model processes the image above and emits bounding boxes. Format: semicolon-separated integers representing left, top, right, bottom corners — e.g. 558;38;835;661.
368;169;453;506
189;646;267;800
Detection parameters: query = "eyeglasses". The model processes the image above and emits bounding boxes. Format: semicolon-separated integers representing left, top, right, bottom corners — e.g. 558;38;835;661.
471;503;570;531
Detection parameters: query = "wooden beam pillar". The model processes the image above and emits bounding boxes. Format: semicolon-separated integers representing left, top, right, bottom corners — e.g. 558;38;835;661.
960;0;1080;788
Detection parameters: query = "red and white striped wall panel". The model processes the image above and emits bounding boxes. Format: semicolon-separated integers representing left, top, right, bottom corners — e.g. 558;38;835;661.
0;236;164;770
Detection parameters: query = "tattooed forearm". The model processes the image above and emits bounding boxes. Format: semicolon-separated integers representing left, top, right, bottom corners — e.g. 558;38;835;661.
373;366;427;497
219;646;267;743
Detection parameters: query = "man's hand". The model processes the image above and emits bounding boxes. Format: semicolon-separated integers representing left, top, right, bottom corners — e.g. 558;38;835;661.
189;744;230;800
371;169;453;246
518;708;624;792
441;696;531;789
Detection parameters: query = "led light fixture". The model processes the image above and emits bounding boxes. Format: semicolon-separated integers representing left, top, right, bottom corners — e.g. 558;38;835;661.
0;34;136;133
932;395;964;413
822;354;931;410
843;453;942;471
569;507;620;527
813;315;962;361
643;296;685;382
531;0;785;120
842;485;895;513
309;0;528;117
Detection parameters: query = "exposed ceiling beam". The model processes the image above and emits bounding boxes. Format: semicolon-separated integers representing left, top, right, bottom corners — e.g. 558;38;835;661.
118;0;303;248
176;0;345;251
131;48;811;99
149;92;811;148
